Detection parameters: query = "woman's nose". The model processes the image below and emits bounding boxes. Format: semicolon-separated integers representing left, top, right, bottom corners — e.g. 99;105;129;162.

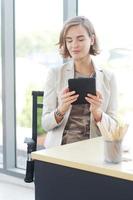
72;39;78;48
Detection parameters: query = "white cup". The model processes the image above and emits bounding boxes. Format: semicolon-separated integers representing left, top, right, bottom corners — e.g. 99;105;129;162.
104;140;122;164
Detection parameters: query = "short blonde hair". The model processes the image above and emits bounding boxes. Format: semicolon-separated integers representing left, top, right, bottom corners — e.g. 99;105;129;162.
58;16;100;58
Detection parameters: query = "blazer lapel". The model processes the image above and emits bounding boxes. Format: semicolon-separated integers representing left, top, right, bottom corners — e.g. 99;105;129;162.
95;67;110;111
63;60;75;87
96;68;104;92
94;62;107;111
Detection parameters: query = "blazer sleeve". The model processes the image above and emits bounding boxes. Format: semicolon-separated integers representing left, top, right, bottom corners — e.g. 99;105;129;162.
42;67;64;132
97;71;118;134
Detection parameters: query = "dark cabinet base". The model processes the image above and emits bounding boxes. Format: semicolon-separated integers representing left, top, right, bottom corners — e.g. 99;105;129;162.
34;160;133;200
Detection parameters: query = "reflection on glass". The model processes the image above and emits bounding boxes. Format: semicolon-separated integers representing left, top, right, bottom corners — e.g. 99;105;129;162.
78;0;133;148
0;0;3;165
15;0;63;169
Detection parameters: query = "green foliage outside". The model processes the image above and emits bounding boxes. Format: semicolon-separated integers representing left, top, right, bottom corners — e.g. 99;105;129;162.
18;85;32;128
37;96;45;135
18;84;46;135
16;29;59;135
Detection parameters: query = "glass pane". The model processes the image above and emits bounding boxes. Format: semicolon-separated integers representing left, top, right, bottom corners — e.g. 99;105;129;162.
15;0;63;169
78;0;133;149
0;0;3;165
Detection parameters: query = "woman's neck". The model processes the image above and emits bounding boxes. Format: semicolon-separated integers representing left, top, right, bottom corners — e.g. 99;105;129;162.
74;56;94;75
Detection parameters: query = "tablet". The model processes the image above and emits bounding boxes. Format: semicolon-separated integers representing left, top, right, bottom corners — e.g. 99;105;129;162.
68;77;96;104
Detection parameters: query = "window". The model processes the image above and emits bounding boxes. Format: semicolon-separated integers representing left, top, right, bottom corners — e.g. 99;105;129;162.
15;0;63;169
78;0;133;149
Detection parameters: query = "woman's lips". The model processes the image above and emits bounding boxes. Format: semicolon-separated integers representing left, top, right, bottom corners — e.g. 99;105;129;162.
72;50;80;54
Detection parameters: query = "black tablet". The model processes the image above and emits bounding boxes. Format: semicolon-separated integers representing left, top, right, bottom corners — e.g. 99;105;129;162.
68;77;96;104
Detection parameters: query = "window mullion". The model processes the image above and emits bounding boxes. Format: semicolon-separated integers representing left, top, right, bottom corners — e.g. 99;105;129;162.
1;0;16;171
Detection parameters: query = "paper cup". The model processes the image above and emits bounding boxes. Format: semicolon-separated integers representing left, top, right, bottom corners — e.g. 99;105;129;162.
104;140;122;164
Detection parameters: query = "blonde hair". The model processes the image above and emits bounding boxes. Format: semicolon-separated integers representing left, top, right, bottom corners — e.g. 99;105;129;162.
58;16;100;58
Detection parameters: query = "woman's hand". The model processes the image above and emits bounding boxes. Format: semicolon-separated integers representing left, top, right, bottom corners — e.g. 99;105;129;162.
58;88;79;115
85;91;103;122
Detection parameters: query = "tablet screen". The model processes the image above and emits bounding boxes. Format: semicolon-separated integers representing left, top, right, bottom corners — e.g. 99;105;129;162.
68;77;96;104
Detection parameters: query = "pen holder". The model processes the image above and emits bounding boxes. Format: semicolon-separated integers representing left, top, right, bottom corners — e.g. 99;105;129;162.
104;140;122;164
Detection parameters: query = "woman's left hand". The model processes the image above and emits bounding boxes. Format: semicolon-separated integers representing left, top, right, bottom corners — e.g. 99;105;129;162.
85;91;103;122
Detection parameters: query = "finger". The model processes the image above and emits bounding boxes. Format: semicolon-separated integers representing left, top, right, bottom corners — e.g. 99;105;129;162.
87;92;103;100
69;98;78;104
96;91;102;99
64;96;79;106
62;87;69;94
63;94;79;103
85;97;102;105
62;91;76;99
87;93;98;100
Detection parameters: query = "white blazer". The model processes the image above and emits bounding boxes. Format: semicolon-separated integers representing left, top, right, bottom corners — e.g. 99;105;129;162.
42;60;118;148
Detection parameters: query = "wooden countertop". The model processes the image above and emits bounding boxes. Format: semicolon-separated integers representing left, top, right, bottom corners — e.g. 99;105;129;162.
32;137;133;181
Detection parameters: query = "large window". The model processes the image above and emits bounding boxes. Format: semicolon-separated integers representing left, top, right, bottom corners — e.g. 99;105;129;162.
2;0;132;177
15;0;63;169
0;0;3;165
78;0;133;148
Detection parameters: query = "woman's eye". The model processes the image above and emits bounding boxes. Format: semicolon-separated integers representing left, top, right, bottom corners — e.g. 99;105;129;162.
78;38;84;41
66;40;72;43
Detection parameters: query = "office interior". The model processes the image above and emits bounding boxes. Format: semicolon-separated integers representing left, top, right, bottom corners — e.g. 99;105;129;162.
0;0;133;199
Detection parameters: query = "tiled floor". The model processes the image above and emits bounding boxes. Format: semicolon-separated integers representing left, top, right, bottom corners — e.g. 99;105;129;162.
0;173;34;200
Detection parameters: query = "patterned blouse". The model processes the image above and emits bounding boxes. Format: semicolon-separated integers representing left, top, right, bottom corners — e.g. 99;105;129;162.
62;71;96;145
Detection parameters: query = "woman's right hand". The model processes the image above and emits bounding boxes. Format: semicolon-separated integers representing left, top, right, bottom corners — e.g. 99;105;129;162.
58;88;79;115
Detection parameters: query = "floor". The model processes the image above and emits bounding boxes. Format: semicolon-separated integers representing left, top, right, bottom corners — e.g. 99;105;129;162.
0;173;34;200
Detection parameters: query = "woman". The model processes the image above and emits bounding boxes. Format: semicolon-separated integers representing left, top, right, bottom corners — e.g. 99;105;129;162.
42;16;117;148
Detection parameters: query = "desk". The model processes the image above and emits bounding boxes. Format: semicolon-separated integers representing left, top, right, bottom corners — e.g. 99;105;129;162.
32;137;133;200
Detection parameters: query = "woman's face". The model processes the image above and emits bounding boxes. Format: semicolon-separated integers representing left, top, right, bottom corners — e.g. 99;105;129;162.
65;25;93;61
